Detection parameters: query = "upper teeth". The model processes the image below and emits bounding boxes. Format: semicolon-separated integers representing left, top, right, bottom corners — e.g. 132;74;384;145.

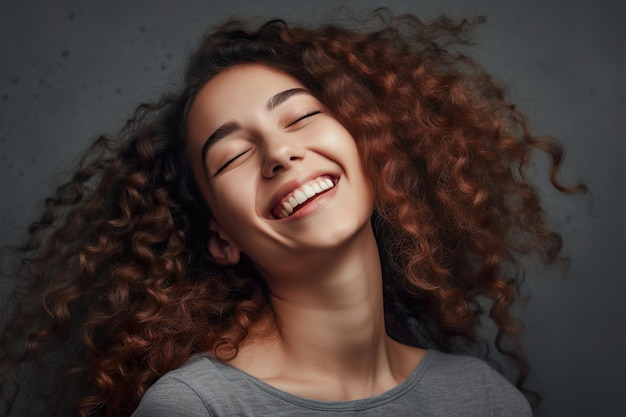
277;177;335;218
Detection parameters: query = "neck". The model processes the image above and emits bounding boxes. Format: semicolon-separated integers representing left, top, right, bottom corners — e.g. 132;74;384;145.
237;224;420;400
271;225;386;372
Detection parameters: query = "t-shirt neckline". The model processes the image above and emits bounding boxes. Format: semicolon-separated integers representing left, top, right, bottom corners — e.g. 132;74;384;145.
204;349;436;411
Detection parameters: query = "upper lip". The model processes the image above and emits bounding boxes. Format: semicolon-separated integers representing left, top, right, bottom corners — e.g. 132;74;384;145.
266;171;339;219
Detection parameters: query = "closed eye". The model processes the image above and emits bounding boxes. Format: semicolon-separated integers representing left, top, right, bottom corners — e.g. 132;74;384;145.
285;110;322;128
213;148;252;177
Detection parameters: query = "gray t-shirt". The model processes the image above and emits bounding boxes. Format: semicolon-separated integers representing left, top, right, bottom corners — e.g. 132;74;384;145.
132;350;532;416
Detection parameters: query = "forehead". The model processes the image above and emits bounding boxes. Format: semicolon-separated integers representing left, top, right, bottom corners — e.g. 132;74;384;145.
187;64;305;127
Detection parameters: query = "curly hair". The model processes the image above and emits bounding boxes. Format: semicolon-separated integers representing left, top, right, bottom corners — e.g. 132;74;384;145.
0;10;583;417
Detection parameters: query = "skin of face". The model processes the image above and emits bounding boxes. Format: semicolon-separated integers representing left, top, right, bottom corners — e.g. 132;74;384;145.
186;63;375;281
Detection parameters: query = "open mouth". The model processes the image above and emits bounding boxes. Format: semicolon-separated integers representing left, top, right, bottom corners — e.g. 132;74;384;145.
271;175;337;219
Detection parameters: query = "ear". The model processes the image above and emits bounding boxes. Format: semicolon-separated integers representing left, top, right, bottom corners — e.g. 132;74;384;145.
207;219;241;266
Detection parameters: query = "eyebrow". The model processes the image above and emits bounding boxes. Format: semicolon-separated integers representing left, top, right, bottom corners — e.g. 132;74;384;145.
200;87;312;167
201;121;240;168
265;88;310;111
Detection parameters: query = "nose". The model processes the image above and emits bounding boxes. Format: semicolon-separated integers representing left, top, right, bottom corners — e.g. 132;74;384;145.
261;135;306;178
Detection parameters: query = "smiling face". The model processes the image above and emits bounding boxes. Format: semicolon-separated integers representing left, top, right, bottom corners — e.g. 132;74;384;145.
186;64;374;278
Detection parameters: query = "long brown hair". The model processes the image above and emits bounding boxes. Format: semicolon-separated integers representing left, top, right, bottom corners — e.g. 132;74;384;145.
0;10;583;417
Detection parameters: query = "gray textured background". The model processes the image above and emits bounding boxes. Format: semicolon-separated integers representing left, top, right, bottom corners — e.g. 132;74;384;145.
1;1;624;416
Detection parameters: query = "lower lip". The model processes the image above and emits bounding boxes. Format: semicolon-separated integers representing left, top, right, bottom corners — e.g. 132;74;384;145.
276;182;338;221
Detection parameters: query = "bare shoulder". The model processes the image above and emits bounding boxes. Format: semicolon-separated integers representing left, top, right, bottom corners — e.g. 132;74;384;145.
226;332;288;378
387;338;428;380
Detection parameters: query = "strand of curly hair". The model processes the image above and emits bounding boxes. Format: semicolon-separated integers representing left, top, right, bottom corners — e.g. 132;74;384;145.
0;10;584;417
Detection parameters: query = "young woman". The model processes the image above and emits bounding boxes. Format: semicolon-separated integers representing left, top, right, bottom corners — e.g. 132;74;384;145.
0;11;582;417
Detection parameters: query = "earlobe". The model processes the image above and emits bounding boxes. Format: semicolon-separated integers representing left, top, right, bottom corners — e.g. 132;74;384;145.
207;220;241;266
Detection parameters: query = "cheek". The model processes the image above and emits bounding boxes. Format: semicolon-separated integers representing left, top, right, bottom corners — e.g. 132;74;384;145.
334;132;369;185
310;124;361;164
209;186;248;221
207;177;261;236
